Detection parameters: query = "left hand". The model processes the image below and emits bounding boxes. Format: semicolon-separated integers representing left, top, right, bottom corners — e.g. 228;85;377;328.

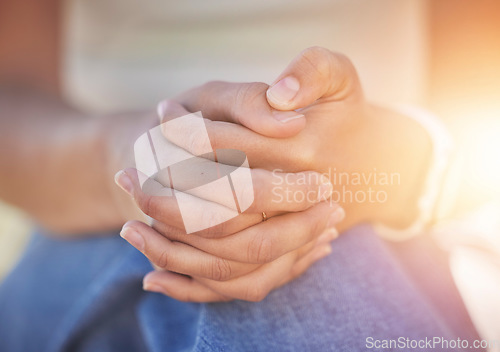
159;46;432;231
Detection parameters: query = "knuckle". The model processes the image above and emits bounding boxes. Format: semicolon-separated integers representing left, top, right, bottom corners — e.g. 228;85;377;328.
187;128;210;155
199;209;226;233
248;232;274;263
231;82;269;122
206;122;219;151
244;282;269;302
300;46;333;78
289;263;304;280
248;173;265;210
179;290;195;302
310;214;325;239
153;221;185;241
210;257;233;281
295;216;318;244
330;51;355;72
197;220;225;239
303;45;332;57
138;193;155;217
301;171;322;201
138;195;166;222
237;172;257;212
197;81;225;109
298;48;359;96
200;80;217;91
197;81;219;99
328;52;359;93
201;80;226;91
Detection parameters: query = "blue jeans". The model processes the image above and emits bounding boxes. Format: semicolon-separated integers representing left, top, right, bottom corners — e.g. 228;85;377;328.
0;225;482;352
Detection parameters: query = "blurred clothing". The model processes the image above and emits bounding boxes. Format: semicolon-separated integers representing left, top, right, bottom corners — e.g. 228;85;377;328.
0;225;481;352
62;0;429;112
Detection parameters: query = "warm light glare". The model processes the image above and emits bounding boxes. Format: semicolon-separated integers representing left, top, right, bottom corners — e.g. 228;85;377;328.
451;246;500;343
466;118;500;193
440;104;500;209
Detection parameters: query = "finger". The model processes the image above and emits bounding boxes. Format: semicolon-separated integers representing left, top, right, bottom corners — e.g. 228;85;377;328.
266;46;363;111
121;221;260;281
143;270;232;303
116;167;335;235
156;114;321;171
248;169;334;213
156;99;192;122
159;84;306;138
165;202;344;264
118;167;262;237
150;216;261;240
157;225;336;302
194;224;340;301
157;98;297;169
194;251;298;302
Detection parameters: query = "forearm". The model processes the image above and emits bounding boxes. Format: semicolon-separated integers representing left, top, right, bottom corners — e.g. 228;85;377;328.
0;86;124;234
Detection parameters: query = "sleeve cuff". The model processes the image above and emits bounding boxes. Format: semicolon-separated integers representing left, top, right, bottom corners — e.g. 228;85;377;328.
375;104;454;241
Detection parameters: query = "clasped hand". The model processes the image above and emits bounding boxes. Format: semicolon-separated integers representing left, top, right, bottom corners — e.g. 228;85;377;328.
115;47;430;302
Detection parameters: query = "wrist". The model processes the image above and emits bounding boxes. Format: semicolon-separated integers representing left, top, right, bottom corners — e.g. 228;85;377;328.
366;104;433;229
95;111;158;228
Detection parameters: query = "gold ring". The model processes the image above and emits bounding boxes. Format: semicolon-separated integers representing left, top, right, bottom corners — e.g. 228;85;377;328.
261;212;268;222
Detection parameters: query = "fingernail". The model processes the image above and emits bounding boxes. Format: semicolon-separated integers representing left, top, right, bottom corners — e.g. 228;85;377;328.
143;282;164;293
319;175;333;201
267;76;300;106
115;170;134;197
120;226;145;252
327;207;345;227
272;110;305;123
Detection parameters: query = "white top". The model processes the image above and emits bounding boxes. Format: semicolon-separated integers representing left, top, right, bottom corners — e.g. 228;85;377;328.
62;0;429;113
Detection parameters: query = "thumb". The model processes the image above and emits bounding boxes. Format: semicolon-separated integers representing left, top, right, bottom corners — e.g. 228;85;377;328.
266;47;363;111
173;81;307;139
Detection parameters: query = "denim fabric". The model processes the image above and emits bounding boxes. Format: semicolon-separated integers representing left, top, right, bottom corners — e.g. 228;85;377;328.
0;225;482;352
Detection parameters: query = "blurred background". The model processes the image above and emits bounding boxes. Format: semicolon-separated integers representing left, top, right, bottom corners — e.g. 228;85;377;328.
427;0;500;342
1;0;499;344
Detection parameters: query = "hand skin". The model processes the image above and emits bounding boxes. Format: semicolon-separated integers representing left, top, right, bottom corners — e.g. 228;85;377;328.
159;47;432;233
117;48;431;302
116;165;345;302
